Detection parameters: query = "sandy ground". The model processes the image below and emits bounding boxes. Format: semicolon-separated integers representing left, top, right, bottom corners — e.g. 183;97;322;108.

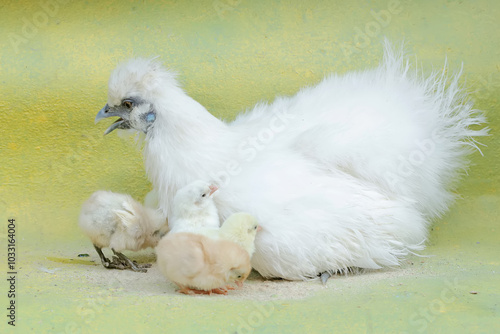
27;244;429;302
14;218;499;334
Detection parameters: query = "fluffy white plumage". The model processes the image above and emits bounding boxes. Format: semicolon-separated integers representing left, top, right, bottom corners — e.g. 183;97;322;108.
167;180;220;234
79;190;168;271
96;42;487;280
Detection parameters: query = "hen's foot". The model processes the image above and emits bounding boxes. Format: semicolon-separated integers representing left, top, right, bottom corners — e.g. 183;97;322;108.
320;272;331;285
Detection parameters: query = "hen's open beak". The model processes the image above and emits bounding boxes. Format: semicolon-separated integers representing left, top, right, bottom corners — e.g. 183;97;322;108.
95;104;132;135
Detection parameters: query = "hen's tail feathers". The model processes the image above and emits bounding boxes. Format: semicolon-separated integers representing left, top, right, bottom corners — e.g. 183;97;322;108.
383;39;489;219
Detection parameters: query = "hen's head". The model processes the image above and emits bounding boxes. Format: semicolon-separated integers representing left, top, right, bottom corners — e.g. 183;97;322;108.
95;58;178;134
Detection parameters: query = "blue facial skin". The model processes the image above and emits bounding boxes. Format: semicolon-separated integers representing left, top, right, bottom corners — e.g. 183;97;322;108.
143;111;157;134
146;112;156;123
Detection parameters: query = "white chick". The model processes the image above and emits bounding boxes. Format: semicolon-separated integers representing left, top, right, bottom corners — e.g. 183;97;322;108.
156;232;251;295
168;180;219;234
79;190;168;272
200;212;261;258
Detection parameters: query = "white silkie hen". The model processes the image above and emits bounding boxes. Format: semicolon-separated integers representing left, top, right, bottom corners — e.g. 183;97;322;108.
95;42;488;280
167;180;220;234
79;190;168;272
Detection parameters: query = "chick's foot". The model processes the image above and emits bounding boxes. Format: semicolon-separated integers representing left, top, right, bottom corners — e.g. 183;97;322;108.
210;288;229;295
132;261;152;269
112;249;148;273
178;287;212;295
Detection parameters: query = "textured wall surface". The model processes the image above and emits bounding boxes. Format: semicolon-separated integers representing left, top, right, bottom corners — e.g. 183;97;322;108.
0;0;498;333
1;0;498;238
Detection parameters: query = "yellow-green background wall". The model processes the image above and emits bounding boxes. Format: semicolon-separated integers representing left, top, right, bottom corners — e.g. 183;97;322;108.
0;0;498;332
1;0;498;240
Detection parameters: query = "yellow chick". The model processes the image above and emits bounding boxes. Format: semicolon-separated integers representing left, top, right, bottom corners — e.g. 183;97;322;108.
79;190;168;272
201;212;261;258
156;232;251;295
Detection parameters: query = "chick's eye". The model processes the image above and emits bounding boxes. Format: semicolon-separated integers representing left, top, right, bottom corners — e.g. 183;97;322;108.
237;275;242;279
201;193;206;197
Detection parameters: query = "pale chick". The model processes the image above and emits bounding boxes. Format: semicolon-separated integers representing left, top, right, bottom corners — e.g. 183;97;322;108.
156;232;251;295
168;180;219;234
200;212;261;258
79;190;168;272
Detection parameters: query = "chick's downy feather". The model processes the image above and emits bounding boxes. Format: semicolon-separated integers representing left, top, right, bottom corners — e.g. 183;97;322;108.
79;190;168;252
167;180;220;234
156;232;251;294
97;41;487;279
200;212;260;257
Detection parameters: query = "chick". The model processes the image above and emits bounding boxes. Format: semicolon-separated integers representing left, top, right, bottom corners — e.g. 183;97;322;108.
156;232;251;295
200;212;261;258
168;180;219;234
79;190;168;272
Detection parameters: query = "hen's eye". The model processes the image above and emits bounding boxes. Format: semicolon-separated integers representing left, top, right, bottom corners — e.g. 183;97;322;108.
201;193;206;197
123;100;133;109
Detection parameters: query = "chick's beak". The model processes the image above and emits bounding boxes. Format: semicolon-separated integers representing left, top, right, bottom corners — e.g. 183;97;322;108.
257;226;263;232
95;104;132;135
208;185;218;196
236;280;244;288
